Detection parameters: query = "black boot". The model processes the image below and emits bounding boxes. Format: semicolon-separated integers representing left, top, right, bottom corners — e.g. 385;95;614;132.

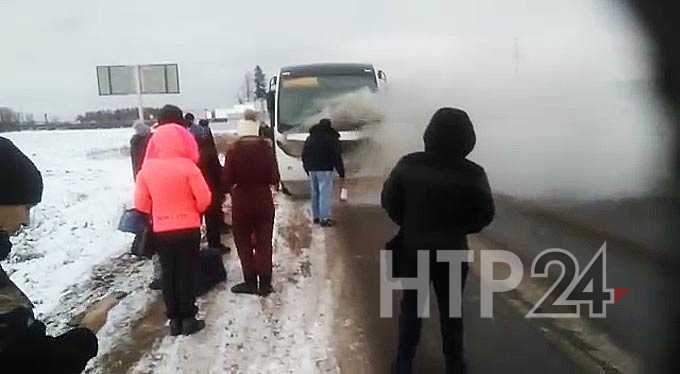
231;281;258;295
181;317;206;336
148;279;162;290
169;319;182;336
258;274;274;296
445;356;466;374
210;242;231;254
391;356;413;374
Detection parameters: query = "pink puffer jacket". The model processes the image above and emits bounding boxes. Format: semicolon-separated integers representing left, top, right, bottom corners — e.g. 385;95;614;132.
134;123;211;233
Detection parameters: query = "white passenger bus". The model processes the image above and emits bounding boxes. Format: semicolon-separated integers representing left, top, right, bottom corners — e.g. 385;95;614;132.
266;63;387;195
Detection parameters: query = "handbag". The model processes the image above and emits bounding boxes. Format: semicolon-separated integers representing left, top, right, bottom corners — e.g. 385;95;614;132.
130;228;156;258
117;209;149;234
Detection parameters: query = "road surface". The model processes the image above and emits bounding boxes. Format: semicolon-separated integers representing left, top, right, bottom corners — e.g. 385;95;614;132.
326;202;579;373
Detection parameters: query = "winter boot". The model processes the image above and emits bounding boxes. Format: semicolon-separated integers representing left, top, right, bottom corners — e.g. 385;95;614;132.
169;319;182;336
181;317;206;336
231;281;258;295
148;279;162;291
258;275;274;296
391;356;413;374
320;219;334;227
210;243;231;254
313;218;320;224
445;356;467;374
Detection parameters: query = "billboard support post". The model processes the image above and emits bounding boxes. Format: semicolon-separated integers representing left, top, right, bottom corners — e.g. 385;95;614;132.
135;65;144;122
96;63;180;123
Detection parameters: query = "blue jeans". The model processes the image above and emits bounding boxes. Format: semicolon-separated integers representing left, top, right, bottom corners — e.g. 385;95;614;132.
309;171;334;221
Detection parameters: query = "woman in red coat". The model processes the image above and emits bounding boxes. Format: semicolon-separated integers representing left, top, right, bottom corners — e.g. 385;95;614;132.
222;111;280;296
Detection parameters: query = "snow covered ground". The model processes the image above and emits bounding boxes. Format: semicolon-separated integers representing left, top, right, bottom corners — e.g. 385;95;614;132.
2;129;338;373
3;129;134;322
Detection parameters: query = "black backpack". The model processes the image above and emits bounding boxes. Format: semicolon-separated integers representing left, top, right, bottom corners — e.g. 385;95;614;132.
194;248;228;296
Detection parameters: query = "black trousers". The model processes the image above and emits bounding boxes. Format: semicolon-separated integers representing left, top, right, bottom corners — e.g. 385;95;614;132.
397;256;469;361
155;229;200;320
205;193;224;247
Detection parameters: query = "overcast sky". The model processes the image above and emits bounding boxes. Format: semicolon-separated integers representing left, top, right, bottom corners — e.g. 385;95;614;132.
0;0;650;120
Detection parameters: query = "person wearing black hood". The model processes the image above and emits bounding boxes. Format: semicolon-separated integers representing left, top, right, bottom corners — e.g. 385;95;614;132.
301;118;345;227
0;137;98;373
381;108;495;374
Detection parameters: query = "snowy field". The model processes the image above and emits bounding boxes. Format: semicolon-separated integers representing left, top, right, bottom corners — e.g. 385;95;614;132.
3;129;134;320
2;129;338;373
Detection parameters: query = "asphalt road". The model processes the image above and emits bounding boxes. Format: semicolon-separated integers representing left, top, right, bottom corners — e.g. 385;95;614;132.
325;203;579;374
484;197;680;372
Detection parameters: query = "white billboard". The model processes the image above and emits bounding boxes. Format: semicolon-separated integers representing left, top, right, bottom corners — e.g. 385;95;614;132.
97;64;180;96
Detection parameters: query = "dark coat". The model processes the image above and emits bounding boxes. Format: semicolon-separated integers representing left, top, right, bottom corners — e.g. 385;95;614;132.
301;123;345;178
190;124;222;189
381;108;494;276
1;250;98;373
0;260;37;352
130;133;151;179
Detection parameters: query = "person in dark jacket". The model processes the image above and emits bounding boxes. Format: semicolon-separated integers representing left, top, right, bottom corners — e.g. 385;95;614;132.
184;112;195;129
381;108;495;374
222;118;280;296
129;120;163;290
301;118;345;227
0;137;98;373
130;120;151;179
189;119;229;252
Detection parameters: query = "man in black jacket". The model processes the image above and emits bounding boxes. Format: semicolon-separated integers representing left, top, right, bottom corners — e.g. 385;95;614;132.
0;137;98;373
190;119;229;252
302;118;345;227
381;108;495;374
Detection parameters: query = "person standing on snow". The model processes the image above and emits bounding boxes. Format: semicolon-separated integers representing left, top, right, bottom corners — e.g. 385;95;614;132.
222;110;280;296
189;118;229;253
135;105;212;336
381;108;495;374
129;120;163;290
301;118;345;227
0;137;98;373
130;120;151;178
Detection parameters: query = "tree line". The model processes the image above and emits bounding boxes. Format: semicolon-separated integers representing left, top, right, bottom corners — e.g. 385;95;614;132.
76;107;161;124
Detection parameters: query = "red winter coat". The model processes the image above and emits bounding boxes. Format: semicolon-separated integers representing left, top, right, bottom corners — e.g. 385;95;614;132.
222;136;280;215
135;123;211;233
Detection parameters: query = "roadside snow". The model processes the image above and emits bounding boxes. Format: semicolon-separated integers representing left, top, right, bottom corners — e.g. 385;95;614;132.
2;129;134;325
2;129;340;373
127;198;339;374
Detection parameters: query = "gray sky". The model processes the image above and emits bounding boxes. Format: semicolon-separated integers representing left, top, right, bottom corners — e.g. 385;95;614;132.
0;0;650;120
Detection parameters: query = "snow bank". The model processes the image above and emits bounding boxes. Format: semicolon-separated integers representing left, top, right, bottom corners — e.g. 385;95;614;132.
2;129;135;323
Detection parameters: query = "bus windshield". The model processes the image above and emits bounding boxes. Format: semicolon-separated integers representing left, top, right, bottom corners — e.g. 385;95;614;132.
277;74;377;134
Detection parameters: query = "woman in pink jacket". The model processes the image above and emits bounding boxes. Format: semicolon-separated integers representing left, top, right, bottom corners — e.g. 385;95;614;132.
135;105;211;336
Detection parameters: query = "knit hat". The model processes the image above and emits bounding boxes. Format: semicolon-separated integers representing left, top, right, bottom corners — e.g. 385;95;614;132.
237;120;260;137
0;137;43;205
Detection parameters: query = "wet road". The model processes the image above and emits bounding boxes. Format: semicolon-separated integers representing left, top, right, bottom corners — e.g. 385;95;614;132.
485;197;680;372
325;203;579;374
